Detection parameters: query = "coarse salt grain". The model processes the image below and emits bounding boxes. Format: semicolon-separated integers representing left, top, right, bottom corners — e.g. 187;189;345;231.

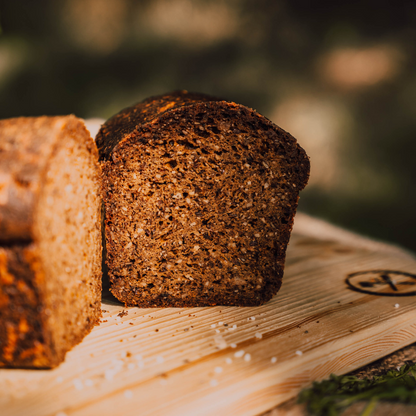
296;350;303;356
230;343;237;348
215;329;220;334
249;316;256;321
128;363;136;371
84;379;94;387
394;303;400;308
214;366;223;374
73;379;83;390
271;357;277;364
210;379;218;387
211;324;217;328
124;390;133;399
244;353;251;362
218;321;224;325
255;332;262;339
234;350;245;358
105;369;117;381
156;356;164;364
226;358;233;364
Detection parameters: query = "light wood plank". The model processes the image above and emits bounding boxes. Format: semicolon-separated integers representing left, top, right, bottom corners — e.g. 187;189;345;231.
1;213;416;416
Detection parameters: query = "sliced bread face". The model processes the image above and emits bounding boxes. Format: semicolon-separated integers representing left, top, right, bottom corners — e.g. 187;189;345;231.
98;92;309;307
0;116;102;368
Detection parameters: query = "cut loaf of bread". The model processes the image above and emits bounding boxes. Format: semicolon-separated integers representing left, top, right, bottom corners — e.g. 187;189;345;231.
0;116;102;368
97;91;310;307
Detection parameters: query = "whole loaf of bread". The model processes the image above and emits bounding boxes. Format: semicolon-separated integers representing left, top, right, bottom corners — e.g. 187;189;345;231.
0;116;102;368
97;91;310;307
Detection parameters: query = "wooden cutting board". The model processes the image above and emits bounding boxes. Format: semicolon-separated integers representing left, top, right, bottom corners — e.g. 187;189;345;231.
1;213;416;416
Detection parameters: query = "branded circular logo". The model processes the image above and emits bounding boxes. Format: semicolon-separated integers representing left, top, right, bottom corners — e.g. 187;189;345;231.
346;270;416;296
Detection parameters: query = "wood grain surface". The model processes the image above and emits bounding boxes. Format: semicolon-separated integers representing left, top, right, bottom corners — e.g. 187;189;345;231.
1;213;416;416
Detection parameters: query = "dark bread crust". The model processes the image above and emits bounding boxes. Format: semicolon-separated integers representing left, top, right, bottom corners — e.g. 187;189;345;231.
98;91;310;307
0;245;58;367
0;116;102;368
96;91;222;161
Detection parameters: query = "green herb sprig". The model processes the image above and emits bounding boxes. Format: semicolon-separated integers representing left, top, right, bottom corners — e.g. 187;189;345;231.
298;361;416;416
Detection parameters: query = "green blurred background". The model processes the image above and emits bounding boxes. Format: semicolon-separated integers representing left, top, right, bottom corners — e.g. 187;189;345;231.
0;0;415;251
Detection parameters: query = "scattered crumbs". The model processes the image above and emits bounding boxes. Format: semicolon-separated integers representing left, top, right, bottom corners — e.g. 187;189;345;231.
395;303;400;308
129;322;134;325
56;376;63;383
73;379;83;391
255;332;262;339
225;358;233;364
117;310;128;318
219;321;224;326
101;310;109;313
244;353;251;362
210;379;218;387
183;359;190;364
124;390;133;399
295;350;303;356
224;323;228;327
271;357;277;364
105;369;115;381
155;329;159;332
316;321;320;323
211;323;217;328
230;343;237;348
56;412;67;416
304;330;309;334
84;379;94;387
133;335;137;338
119;339;123;342
128;363;136;371
101;320;108;323
214;366;223;374
126;351;131;357
156;356;164;364
234;350;245;358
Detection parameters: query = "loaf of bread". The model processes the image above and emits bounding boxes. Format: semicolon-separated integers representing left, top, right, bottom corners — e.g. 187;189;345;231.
0;116;102;368
97;91;310;307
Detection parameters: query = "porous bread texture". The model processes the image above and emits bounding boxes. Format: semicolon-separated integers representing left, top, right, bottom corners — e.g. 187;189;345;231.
0;116;102;368
98;92;310;307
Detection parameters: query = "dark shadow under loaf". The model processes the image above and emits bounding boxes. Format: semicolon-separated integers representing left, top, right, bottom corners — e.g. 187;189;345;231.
97;91;310;307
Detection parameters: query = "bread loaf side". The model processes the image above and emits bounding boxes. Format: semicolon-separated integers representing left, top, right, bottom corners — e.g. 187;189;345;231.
0;116;102;368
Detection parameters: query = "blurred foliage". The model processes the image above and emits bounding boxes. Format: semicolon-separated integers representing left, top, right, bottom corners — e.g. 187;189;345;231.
0;0;415;251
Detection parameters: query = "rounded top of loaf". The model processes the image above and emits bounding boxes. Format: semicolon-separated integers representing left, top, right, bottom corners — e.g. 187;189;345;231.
0;115;97;243
96;91;309;190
